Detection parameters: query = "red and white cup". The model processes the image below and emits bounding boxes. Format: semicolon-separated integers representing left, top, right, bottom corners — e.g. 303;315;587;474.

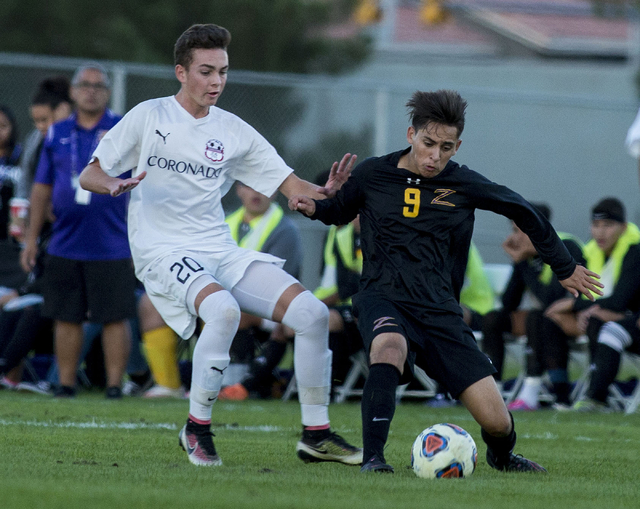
9;197;29;238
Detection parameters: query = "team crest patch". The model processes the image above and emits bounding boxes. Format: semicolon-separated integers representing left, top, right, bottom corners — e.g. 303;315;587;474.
205;139;224;162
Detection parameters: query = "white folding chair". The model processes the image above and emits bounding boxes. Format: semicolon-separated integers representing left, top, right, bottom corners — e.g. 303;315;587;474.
282;349;370;403
606;352;640;414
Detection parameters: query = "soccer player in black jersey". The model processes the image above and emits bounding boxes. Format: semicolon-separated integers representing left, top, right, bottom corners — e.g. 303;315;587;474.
289;90;603;474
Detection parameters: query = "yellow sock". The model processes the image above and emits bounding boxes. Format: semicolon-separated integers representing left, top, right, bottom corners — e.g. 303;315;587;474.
142;326;181;389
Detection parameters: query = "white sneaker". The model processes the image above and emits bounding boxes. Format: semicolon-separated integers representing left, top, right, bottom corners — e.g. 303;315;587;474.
143;385;185;399
0;376;18;390
16;381;52;395
122;380;141;396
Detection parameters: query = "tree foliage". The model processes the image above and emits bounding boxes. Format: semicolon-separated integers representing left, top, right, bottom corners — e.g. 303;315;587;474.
0;0;370;74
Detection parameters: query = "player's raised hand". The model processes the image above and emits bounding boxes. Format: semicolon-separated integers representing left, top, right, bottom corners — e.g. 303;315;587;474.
319;153;357;198
110;171;147;197
289;195;316;217
559;265;604;301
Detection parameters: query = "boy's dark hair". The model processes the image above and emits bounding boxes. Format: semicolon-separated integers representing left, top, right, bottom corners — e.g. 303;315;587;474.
32;76;71;109
174;24;231;69
406;90;467;137
592;197;625;223
531;202;552;222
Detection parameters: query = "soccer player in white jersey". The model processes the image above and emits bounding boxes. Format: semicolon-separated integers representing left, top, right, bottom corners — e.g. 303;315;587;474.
78;24;362;467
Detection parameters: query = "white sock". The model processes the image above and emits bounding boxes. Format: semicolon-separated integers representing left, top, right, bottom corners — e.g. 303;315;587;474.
281;291;331;427
518;376;542;407
188;290;240;422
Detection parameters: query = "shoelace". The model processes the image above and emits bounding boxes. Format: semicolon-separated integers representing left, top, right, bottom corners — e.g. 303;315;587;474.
509;454;535;470
191;427;217;456
327;432;354;450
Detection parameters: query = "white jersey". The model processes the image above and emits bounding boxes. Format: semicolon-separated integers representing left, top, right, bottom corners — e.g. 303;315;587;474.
92;96;294;278
626;107;640;159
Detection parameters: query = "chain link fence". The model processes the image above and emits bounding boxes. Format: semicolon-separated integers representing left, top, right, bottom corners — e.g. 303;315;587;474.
1;52;638;288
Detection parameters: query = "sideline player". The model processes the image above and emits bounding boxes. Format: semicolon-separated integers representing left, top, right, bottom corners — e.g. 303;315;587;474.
290;90;603;473
78;24;361;467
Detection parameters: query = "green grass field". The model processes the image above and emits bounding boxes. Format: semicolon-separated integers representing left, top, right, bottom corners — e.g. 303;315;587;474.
1;391;639;509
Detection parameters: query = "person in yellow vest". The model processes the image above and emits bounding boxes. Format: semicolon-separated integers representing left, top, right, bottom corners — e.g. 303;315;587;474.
313;217;364;390
460;243;495;331
545;198;640;411
481;203;587;410
218;182;302;400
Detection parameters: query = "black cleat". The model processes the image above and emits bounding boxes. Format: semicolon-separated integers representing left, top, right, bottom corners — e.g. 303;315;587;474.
296;431;363;465
487;450;547;473
360;455;394;473
179;419;222;467
105;386;123;399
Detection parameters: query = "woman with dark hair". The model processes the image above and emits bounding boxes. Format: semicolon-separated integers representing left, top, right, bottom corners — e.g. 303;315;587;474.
17;76;72;201
0;105;22;241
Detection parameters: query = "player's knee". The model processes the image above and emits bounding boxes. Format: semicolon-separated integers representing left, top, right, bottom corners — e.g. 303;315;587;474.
282;291;329;335
597;322;631;353
199;290;241;333
370;334;407;368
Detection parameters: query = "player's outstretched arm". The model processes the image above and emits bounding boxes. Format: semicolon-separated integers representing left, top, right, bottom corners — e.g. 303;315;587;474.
559;265;604;301
79;159;147;197
279;153;356;200
288;195;316;217
318;153;357;198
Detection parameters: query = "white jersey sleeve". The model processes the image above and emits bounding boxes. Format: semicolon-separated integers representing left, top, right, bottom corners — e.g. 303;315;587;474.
227;121;293;197
93;102;151;176
625;107;640;159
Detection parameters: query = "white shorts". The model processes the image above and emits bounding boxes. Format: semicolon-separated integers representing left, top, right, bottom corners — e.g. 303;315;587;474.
142;246;285;338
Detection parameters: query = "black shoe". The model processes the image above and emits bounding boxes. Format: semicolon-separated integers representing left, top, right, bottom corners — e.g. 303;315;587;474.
360;455;394;473
296;431;363;465
179;419;222;466
487;450;547;473
53;385;76;398
106;386;123;399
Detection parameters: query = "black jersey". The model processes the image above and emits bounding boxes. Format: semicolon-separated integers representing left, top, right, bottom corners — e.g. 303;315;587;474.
311;148;577;318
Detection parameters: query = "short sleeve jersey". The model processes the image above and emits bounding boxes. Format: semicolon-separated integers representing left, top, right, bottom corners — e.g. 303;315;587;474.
92;96;294;276
311;149;576;317
35;110;130;261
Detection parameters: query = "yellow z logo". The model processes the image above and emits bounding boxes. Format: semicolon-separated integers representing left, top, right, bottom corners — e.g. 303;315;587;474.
403;188;420;218
431;189;456;207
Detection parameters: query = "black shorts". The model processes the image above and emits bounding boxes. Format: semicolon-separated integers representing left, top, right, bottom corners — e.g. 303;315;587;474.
353;292;496;398
42;255;136;324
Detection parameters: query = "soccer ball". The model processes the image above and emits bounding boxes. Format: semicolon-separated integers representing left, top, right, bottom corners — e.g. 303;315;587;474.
411;423;477;479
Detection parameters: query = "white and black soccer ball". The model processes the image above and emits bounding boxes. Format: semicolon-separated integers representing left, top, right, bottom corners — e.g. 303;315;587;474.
411;423;477;479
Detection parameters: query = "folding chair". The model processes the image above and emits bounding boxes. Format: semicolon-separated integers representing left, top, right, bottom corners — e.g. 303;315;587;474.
332;349;369;403
394;366;438;401
606;352;640;414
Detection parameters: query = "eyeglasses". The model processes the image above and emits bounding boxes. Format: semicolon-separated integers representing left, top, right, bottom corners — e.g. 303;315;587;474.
74;82;108;91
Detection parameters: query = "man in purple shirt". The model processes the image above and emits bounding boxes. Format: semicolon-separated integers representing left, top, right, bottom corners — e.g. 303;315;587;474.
21;63;136;399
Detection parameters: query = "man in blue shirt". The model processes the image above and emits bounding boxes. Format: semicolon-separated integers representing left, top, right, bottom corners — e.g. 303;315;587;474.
21;63;136;399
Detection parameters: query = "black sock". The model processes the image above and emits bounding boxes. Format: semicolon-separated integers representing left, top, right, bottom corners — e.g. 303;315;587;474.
482;413;516;464
588;343;621;403
243;340;287;393
361;363;400;462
